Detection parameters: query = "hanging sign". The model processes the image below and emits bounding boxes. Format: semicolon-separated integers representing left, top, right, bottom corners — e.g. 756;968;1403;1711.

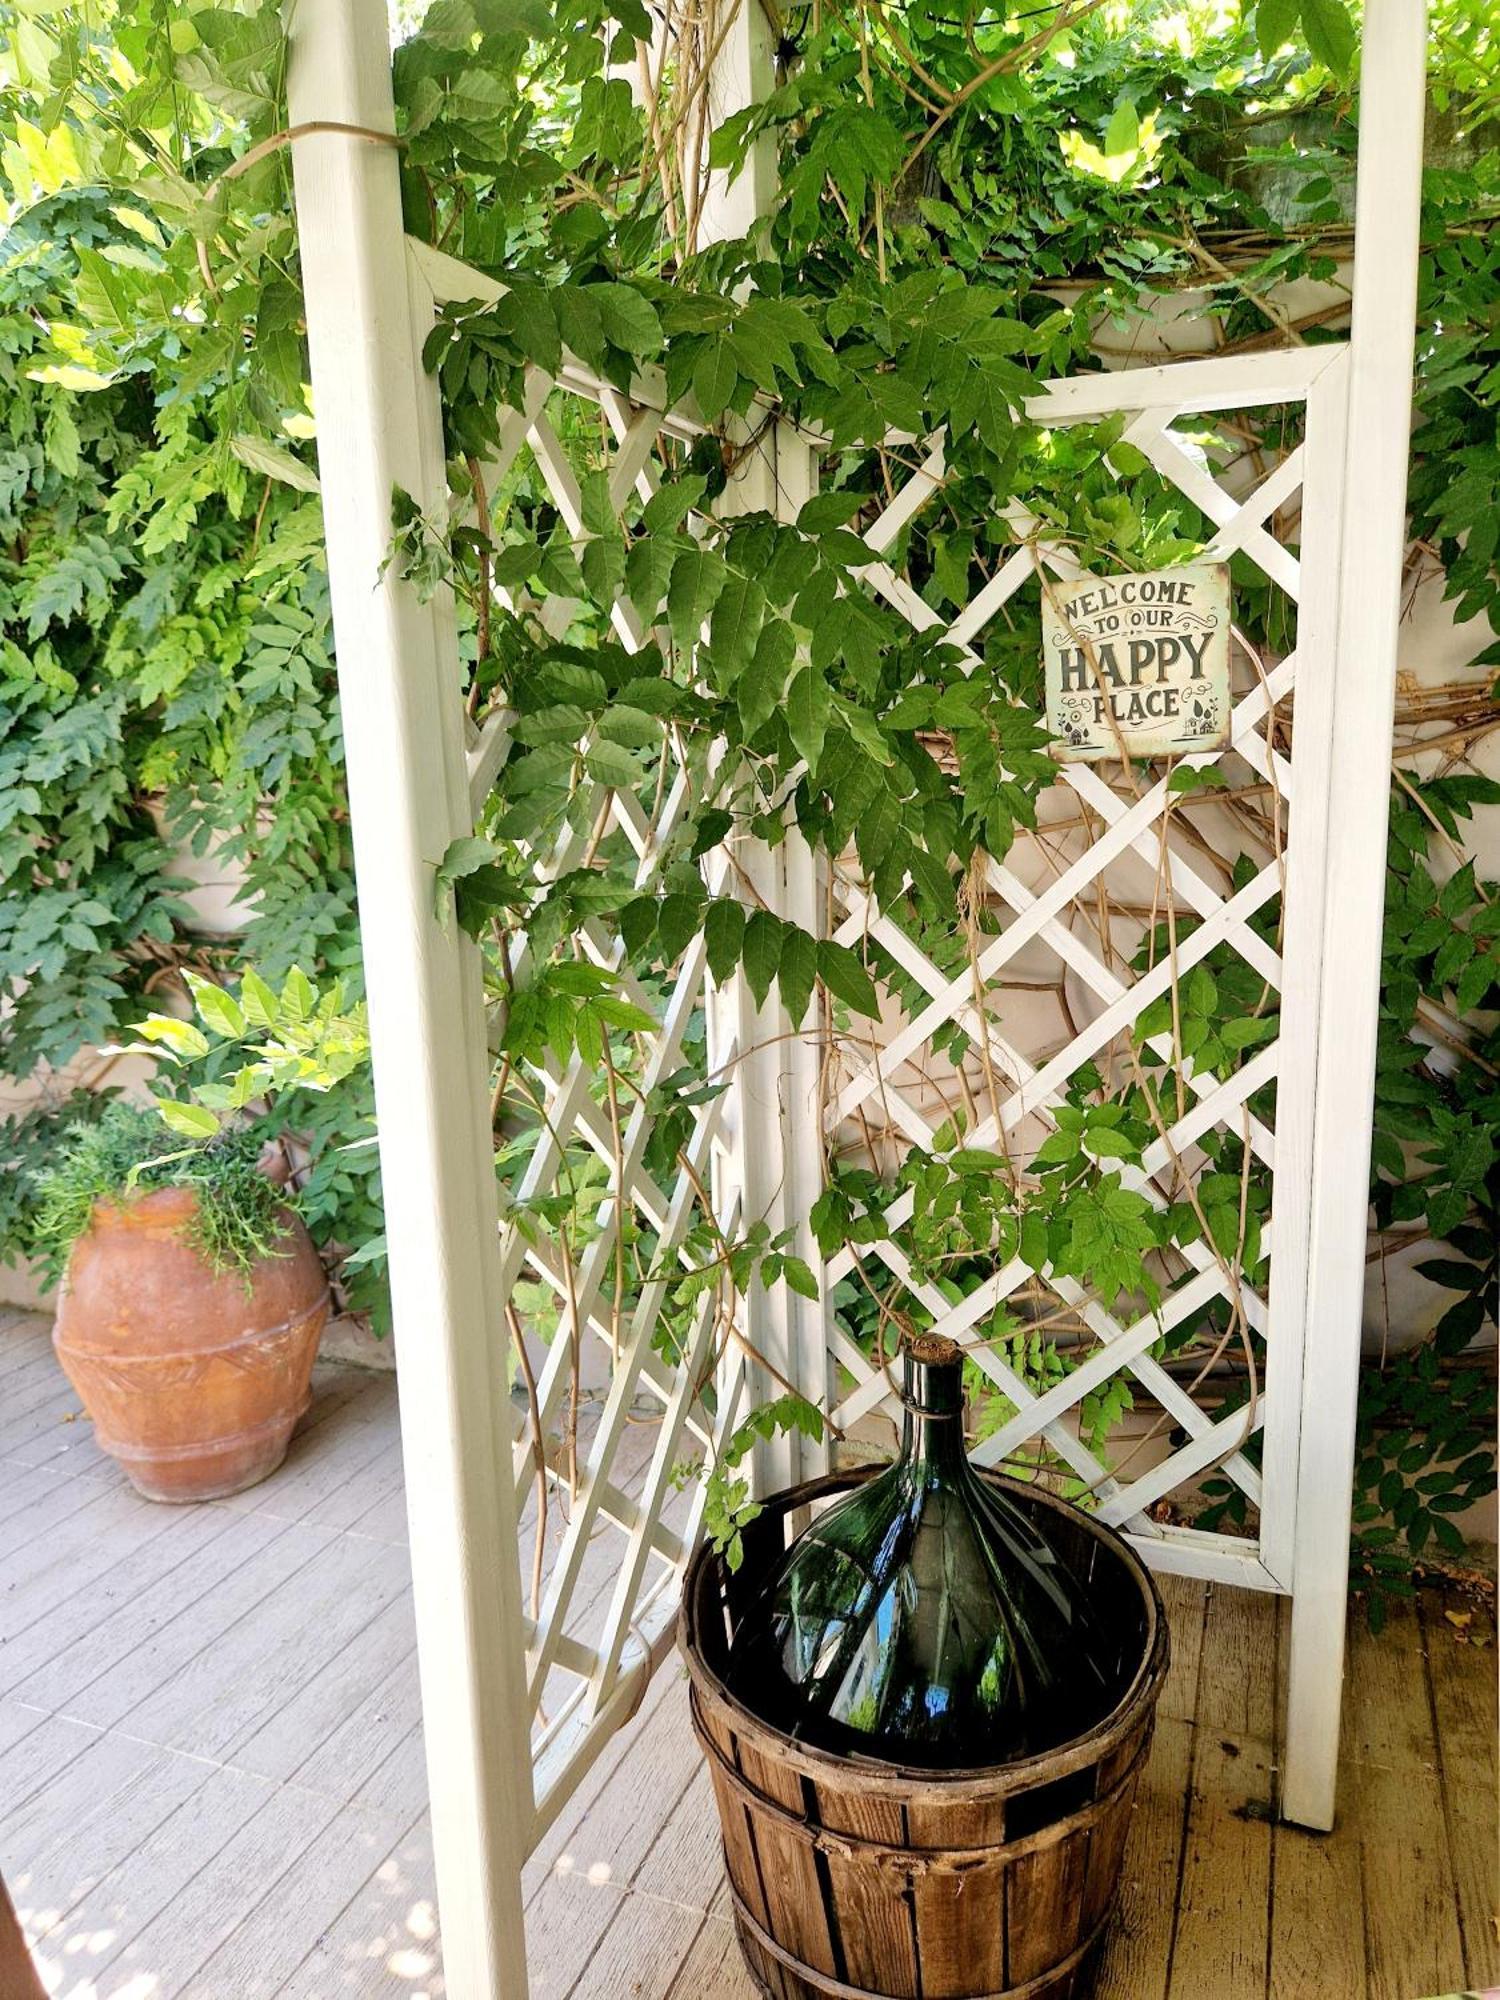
1042;561;1232;762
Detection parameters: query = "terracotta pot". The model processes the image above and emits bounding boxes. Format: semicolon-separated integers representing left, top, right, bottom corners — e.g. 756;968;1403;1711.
53;1186;330;1502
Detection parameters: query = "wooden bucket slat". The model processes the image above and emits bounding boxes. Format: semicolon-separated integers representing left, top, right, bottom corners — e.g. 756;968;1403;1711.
906;1794;1007;1848
736;1737;843;1981
1077;1775;1139;1937
683;1469;1170;2000
1006;1824;1091;1984
823;1848;922;1996
706;1755;774;1932
911;1864;1007;1998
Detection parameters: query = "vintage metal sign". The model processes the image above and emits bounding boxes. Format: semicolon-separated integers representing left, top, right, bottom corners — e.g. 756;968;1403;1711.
1042;561;1232;761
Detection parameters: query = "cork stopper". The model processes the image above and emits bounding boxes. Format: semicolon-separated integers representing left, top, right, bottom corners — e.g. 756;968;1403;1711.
901;1333;964;1415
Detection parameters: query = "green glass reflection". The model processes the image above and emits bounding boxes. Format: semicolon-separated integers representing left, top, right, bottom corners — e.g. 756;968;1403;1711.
730;1337;1141;1767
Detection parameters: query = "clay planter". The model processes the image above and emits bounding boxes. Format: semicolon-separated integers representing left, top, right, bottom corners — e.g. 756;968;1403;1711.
53;1186;330;1502
682;1468;1169;2000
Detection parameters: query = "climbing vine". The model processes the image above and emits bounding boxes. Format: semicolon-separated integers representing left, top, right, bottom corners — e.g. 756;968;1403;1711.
0;0;1494;1608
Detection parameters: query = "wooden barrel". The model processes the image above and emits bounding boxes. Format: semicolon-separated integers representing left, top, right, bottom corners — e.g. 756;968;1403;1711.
681;1468;1169;2000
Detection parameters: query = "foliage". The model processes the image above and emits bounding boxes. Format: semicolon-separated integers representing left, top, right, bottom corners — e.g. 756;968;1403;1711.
131;964;386;1324
674;1394;826;1571
0;0;1494;1610
31;1099;292;1280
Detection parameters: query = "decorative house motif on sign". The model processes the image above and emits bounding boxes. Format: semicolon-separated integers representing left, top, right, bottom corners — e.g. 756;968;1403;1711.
1042;561;1232;760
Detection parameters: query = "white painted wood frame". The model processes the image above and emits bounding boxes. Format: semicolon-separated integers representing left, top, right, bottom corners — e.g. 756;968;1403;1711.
285;0;1427;1984
285;5;534;1993
1282;0;1429;1831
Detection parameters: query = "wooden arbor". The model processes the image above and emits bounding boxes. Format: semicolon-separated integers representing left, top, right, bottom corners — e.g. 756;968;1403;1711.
286;4;1428;1991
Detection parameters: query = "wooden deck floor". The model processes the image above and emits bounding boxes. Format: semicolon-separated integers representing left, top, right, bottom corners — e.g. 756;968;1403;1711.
1;1309;1494;1999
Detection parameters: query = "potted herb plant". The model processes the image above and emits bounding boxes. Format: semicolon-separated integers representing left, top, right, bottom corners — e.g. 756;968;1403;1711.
39;1101;329;1501
36;968;369;1503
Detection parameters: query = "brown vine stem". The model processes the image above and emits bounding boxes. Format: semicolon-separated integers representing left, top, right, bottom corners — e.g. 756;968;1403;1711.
891;0;1108;189
508;1300;549;1621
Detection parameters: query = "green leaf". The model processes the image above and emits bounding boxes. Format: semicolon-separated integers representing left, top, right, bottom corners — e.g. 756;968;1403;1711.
1104;100;1138;158
584;741;642;789
1019;1209;1049;1273
657;890;703;963
817;940;880;1019
185;974;246;1041
229;434;320;494
743;910;783;1008
708;571;768;686
591;282;663;357
240;970;279;1031
786;663;832;773
280;967;316;1024
619;896;658;960
1255;0;1300;54
692;336;738;423
495;279;561;373
1299;0;1355;74
780;1255;820;1301
667;546;728;656
778;924;818;1025
153;1097;221;1139
435;835;502;909
705;899;746;985
738;618;795;737
134;1016;212;1061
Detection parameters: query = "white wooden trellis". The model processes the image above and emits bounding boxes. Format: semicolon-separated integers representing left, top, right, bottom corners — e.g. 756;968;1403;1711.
286;1;1426;1990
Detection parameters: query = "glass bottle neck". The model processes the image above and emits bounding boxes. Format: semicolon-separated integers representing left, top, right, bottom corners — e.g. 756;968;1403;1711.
898;1342;969;1480
901;1403;969;1478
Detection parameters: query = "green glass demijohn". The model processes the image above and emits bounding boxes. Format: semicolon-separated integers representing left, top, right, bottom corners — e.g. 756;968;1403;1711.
728;1333;1140;1767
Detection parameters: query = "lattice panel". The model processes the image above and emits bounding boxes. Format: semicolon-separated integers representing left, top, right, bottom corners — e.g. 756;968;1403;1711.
415;209;1351;1827
818;349;1348;1588
411;242;763;1831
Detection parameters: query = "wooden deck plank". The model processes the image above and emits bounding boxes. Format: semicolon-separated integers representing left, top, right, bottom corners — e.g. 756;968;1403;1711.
3;1345;1491;2000
0;1497;252;1700
0;1725;165;1884
0;1709;114;1825
0;1382;90;1466
293;1649;425;1811
0;1353;82;1426
562;1883;703;2000
0;1319;53;1379
4;1744;212;1947
228;1589;419;1789
300;1432;409;1538
523;1680;705;1996
231;1374;404;1520
122;1536;410;1760
273;1811;445;1998
1092;1715;1194;2000
1263;1595;1369;1999
632;1762;732;1916
58;1778;343;1999
25;1762;277;1991
350;1721;432;1826
1164;1582;1277;2000
33;1515;336;1728
662;1912;753;2000
189;1803;413;2000
0;1480;233;1657
1348;1594;1467;2000
1420;1587;1500;1993
1092;1569;1206;1997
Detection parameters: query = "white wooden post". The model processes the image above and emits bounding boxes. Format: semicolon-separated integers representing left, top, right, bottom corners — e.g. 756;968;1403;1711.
286;3;535;1987
1281;0;1427;1832
697;0;778;248
700;0;833;1485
